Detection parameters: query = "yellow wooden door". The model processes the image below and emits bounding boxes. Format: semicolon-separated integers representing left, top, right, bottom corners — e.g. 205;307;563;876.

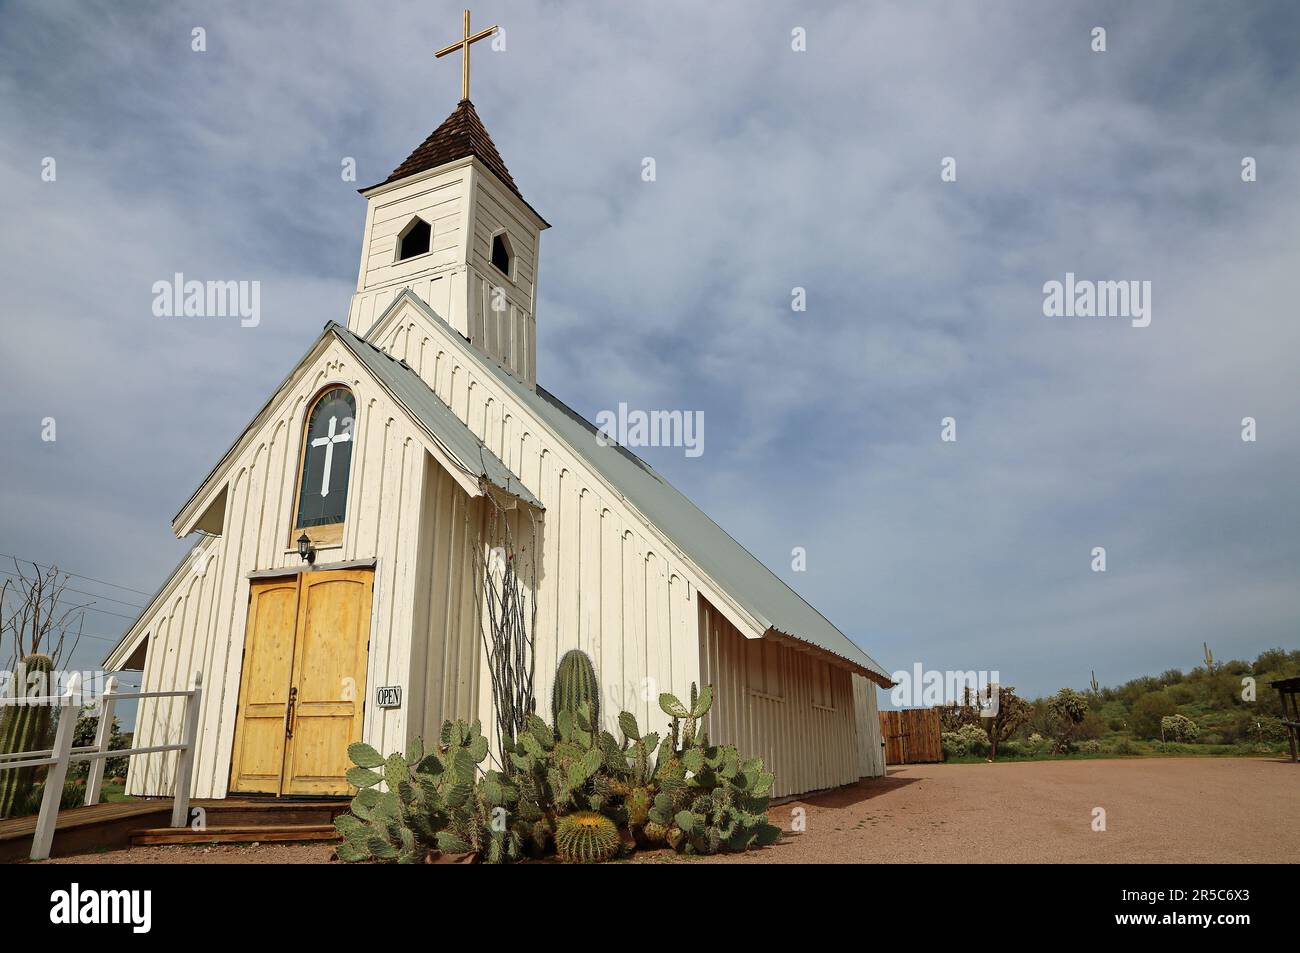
282;569;373;795
229;578;300;794
229;569;373;796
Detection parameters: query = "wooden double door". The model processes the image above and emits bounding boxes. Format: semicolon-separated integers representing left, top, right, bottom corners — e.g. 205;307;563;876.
230;568;373;795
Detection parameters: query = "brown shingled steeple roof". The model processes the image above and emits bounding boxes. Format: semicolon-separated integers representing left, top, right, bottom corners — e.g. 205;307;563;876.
375;99;543;223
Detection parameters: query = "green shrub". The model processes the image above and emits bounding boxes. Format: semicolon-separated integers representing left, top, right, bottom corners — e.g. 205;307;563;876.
1048;688;1089;752
1247;716;1288;743
1160;714;1199;742
18;778;88;816
1107;737;1136;755
942;723;991;759
1130;691;1177;739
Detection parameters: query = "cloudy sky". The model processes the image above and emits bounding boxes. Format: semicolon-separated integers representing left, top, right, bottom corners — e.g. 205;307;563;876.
1;0;1297;703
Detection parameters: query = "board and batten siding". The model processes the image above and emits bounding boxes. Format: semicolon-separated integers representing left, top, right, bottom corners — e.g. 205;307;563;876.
125;338;435;798
349;163;541;386
408;456;490;744
359;172;467;295
697;598;868;799
466;175;537;384
854;674;886;779
370;302;701;738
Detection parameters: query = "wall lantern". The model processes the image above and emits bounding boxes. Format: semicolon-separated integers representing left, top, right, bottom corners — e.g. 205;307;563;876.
297;533;316;565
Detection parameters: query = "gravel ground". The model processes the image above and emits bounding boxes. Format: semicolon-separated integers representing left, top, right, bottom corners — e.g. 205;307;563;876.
35;757;1297;864
667;756;1299;864
38;842;339;864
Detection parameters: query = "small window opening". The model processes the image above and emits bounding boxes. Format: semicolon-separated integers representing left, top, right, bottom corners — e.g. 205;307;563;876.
397;218;431;261
491;231;513;276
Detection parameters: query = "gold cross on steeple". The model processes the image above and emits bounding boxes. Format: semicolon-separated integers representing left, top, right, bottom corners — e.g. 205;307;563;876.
435;9;499;102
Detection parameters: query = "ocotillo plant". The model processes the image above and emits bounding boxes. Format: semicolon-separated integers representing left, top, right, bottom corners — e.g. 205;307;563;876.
0;654;55;817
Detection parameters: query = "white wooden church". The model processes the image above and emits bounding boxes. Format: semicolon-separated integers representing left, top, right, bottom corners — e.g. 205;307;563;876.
105;22;891;801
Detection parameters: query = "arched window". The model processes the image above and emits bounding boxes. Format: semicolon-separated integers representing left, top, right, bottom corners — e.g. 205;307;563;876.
293;387;356;545
397;217;432;261
491;230;513;277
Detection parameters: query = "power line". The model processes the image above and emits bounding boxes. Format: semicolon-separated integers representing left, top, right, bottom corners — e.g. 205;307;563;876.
4;625;123;646
0;552;152;597
0;569;145;611
22;597;141;624
72;604;140;623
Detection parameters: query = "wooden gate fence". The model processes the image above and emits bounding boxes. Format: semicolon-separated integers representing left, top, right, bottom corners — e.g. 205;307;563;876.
879;708;943;764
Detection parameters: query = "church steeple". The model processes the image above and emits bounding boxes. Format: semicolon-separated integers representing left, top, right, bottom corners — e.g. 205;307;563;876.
346;11;547;387
380;99;527;210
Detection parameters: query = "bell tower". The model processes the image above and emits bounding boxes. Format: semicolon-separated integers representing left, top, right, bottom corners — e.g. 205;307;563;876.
346;12;548;387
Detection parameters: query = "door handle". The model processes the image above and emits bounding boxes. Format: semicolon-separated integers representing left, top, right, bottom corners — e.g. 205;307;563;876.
285;686;298;738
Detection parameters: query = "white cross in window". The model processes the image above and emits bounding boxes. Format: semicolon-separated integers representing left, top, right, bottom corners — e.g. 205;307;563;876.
311;415;352;497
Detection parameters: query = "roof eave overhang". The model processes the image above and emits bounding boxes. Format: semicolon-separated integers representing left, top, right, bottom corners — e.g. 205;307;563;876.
327;328;542;511
173;324;540;539
362;290;785;648
762;627;895;688
172;329;338;537
359;155;550;230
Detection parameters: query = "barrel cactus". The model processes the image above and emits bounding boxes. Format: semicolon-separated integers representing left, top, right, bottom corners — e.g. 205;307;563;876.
552;649;599;729
0;654;55;818
554;810;621;863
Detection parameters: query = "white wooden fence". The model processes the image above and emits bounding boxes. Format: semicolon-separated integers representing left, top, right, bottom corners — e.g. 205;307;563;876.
0;670;202;860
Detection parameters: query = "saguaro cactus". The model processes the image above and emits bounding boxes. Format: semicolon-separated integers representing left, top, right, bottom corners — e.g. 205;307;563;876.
0;654;56;818
551;649;599;728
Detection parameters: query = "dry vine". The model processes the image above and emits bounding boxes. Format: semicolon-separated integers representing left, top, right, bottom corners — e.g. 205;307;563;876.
466;487;540;764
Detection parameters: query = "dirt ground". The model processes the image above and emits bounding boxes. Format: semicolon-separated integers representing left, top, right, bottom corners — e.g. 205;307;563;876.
37;757;1297;864
682;756;1299;864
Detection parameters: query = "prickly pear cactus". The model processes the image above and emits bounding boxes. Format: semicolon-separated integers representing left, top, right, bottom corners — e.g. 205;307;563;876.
639;682;782;856
0;654;55;819
334;737;449;863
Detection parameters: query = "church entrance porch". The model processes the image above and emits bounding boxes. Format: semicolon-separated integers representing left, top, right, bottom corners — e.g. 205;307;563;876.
229;568;374;796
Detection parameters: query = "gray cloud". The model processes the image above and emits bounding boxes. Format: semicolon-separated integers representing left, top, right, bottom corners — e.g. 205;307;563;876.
1;0;1296;698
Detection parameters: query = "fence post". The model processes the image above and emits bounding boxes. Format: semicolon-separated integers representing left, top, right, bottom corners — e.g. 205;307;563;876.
84;675;118;807
170;671;203;828
30;673;81;861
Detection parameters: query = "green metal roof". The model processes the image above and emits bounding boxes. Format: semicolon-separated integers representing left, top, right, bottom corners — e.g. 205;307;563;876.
528;387;890;682
329;323;541;509
381;292;891;683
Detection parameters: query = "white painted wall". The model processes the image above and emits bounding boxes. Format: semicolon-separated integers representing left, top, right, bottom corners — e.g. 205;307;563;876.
369;295;704;738
113;141;878;801
348;160;542;386
121;337;436;797
698;598;868;799
854;674;886;779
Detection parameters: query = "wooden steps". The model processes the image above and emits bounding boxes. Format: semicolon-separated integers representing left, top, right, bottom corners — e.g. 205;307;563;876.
130;824;340;846
1;797;349;862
